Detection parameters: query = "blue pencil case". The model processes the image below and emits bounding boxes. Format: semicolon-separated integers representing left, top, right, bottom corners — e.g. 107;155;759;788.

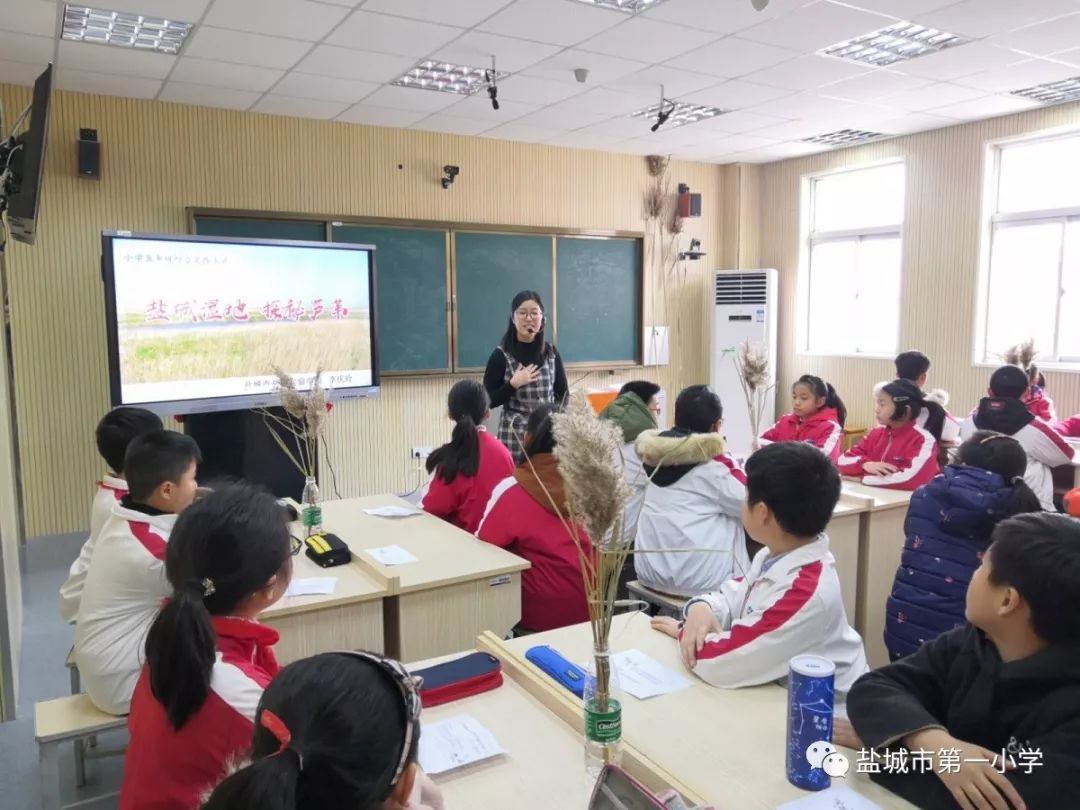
526;645;587;698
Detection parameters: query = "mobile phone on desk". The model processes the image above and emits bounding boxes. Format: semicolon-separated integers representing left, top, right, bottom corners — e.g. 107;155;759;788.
526;645;587;698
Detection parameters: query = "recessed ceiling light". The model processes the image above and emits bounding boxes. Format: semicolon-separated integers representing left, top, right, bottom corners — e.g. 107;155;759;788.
630;102;727;128
1011;75;1080;105
392;61;508;95
822;21;967;67
62;4;193;55
570;0;668;12
802;129;888;146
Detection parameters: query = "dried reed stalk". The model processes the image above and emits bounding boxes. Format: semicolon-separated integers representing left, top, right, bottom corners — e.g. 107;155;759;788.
257;367;329;479
733;340;776;438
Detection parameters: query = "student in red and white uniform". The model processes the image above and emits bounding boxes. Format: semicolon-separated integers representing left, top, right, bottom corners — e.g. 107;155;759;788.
120;483;297;810
838;379;944;491
894;350;961;447
759;374;846;464
960;365;1075;511
1021;362;1057;423
59;407;163;624
477;404;591;632
1055;414;1080;438
422;379;514;534
633;385;750;597
74;430;201;714
652;443;868;692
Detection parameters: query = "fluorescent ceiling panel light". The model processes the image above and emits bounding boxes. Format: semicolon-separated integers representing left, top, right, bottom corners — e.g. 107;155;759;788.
570;0;668;12
802;128;887;146
62;4;193;54
630;101;727;128
392;61;508;95
1011;76;1080;105
822;21;967;67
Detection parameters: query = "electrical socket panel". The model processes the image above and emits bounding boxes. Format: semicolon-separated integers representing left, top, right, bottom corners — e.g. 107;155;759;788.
411;447;434;460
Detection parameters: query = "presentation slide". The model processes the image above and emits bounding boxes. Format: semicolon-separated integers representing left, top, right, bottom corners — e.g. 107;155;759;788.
109;237;373;407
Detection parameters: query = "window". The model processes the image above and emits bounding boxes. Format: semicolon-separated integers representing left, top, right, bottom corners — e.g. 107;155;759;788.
802;162;904;356
981;131;1080;365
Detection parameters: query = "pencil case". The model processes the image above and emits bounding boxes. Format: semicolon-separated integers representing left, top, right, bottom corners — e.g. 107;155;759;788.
525;645;587;698
304;533;351;568
413;652;503;708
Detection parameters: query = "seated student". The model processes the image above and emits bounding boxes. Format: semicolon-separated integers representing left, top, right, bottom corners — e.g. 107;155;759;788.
838;379;944;491
1054;414;1080;438
894;350;961;446
960;365;1075;511
651;442;868;691
477;404;591;632
120;483;296;810
633;385;750;597
202;652;444;810
885;431;1042;662
758;374;846;463
1019;361;1057;423
60;406;163;624
422;379;514;534
839;513;1080;810
74;430;201;714
599;380;661;543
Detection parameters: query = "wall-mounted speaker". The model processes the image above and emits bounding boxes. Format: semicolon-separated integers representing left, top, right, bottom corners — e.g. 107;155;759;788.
78;128;100;179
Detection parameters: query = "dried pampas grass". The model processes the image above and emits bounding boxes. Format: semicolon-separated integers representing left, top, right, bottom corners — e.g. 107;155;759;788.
258;367;330;478
645;154;668;177
733;340;775;437
1004;339;1038;372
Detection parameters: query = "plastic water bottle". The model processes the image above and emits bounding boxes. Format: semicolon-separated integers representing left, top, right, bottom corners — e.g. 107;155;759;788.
301;476;323;537
583;648;623;780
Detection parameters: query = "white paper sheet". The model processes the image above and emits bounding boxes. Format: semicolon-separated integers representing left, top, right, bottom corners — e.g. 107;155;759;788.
364;505;424;518
610;649;692;700
777;786;883;810
365;545;419;566
418;715;505;775
284;577;337;597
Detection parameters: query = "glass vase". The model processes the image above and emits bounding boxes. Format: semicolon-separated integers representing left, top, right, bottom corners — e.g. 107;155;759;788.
583;644;623;781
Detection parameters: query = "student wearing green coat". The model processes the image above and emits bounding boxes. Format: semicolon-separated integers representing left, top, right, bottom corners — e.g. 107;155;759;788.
600;381;661;546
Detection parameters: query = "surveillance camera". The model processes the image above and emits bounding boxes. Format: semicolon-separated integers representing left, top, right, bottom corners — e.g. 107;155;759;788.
574;68;589;83
444;165;460;178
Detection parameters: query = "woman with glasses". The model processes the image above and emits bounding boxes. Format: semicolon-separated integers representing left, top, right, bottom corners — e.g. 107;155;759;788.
202;651;443;810
120;483;299;810
483;290;568;463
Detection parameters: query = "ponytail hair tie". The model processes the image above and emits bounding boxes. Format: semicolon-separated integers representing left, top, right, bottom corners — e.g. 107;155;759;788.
261;709;304;771
201;578;215;598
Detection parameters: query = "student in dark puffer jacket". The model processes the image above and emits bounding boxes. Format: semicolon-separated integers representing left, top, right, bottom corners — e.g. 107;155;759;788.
885;431;1042;661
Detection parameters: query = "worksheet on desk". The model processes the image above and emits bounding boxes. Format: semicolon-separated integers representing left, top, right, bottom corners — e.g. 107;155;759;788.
419;715;505;775
611;649;692;700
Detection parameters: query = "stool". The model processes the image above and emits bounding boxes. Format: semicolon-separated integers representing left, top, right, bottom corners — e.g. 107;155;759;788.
626;581;686;616
35;694;126;810
842;426;866;452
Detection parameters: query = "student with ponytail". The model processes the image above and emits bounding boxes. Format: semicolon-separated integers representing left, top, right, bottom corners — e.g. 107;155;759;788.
758;374;847;463
202;651;444;810
120;483;298;810
422;379;514;533
838;379;945;490
885;431;1042;660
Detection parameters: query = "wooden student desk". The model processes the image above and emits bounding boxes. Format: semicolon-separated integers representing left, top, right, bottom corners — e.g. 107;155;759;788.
840;481;914;669
827;497;870;625
483;612;916;809
320;496;531;662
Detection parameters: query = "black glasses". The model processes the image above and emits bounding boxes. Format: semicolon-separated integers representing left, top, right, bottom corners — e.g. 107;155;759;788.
289;535;303;556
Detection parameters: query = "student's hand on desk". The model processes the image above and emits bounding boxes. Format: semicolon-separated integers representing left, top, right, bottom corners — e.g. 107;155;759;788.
863;461;900;475
831;718;864;750
510;364;540;389
678;602;722;670
904;729;1025;810
650;616;681;638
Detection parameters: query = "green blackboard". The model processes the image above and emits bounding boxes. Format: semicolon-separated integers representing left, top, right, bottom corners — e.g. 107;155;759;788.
193;216;326;243
332;225;449;373
556;237;642;364
454;232;554;369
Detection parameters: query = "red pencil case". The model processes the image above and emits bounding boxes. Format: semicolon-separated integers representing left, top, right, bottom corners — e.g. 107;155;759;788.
414;652;503;708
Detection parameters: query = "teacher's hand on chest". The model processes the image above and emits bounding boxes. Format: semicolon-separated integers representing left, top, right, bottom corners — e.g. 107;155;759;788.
510;364;541;389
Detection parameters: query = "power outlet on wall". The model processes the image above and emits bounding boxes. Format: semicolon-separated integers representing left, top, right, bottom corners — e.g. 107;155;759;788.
411;447;434;460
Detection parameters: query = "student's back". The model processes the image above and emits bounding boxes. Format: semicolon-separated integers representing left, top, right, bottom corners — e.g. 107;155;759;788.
599;381;660;543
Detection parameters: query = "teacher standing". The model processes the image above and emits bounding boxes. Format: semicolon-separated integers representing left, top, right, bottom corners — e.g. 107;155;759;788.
484;290;568;463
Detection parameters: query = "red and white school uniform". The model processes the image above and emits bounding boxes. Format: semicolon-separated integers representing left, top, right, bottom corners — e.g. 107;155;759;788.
59;474;127;624
422;430;514;534
837;420;940;491
681;535;868;692
73;500;177;714
120;617;280;810
759;407;844;463
1024;387;1057;423
1055;415;1080;438
476;455;591;632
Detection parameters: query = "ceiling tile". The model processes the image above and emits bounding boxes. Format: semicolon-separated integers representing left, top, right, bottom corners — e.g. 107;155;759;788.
728;140;831;162
835;0;959;14
514;105;611;130
360;0;514;28
690;132;781;154
428;31;563;74
746;54;874;91
0;59;49;86
664;36;799;80
629;124;716;150
553;87;657;115
521;49;648;86
0;30;52;65
441;94;539;121
272;72;379;103
925;93;1039;120
293;44;415;82
326;11;463;57
602;138;661;155
170;57;285;92
643;0;811;35
893;41;1027;80
482;122;565;142
747;91;857;120
992;13;1080;58
253;95;350;119
739;0;897;52
478;0;623;46
748;115;857;141
1050;47;1080;68
182;27;313;70
581;114;662;139
496;75;588;105
955;57;1080;94
578;18;721;63
362;85;466;113
920;0;1080;40
679;79;794;109
880;80;989;111
158;81;261;110
58;40;176;80
609;65;724;99
90;0;209;19
335;104;428;126
56;68;161;99
691;108;790;133
821;69;933;102
871;110;959;134
0;0;59;37
545;129;631;150
415;114;495;135
204;0;349;41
